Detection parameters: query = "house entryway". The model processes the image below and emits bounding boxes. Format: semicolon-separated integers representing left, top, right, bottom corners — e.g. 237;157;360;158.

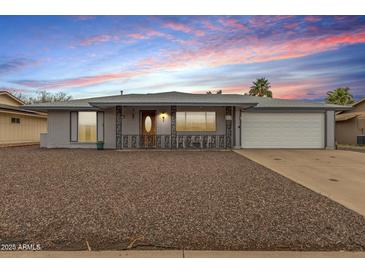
140;110;157;148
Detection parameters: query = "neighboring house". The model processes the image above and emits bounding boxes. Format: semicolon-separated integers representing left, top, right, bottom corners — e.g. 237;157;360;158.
23;91;348;150
0;91;47;146
336;98;365;145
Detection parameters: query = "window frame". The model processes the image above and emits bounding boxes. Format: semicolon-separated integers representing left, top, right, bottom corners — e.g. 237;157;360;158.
176;111;217;132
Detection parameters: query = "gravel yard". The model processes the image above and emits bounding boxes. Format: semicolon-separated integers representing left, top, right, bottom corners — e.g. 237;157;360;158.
0;146;364;251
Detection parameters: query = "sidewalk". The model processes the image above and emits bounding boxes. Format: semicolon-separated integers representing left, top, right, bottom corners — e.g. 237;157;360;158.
1;250;365;258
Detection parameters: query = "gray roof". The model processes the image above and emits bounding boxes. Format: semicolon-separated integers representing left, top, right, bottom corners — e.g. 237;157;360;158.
0;103;47;116
22;91;350;111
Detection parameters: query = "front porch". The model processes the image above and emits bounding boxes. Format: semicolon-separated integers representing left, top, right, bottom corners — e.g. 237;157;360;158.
121;134;228;149
115;105;235;149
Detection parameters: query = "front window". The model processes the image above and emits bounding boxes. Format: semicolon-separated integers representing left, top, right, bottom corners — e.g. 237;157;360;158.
78;112;96;142
176;112;216;131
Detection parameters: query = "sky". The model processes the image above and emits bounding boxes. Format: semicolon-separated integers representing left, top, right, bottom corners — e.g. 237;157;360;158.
0;15;365;101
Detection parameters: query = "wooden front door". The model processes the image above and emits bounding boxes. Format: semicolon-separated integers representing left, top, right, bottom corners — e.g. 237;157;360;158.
140;110;156;147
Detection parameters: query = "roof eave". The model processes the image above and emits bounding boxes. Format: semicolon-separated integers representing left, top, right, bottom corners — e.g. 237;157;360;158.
21;105;97;112
252;106;353;111
89;102;258;107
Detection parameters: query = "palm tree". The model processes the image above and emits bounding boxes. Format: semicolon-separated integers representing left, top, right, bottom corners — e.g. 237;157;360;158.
326;87;354;105
249;78;272;97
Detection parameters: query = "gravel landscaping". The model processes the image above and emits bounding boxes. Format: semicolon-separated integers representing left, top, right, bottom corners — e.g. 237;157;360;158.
0;146;364;251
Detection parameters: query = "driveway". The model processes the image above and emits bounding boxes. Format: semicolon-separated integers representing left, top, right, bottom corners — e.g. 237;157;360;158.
235;149;365;216
0;146;364;251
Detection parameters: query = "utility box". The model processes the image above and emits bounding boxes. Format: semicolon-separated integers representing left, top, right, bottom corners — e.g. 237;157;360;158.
357;135;365;145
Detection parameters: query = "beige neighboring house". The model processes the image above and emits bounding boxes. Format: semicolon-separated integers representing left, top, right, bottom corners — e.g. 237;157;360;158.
0;91;47;146
336;97;365;145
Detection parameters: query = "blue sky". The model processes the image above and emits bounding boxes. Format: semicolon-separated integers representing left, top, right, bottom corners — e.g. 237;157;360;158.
0;15;365;100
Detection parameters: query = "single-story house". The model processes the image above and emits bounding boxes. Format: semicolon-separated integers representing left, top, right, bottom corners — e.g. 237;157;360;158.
23;91;349;150
0;91;47;146
336;97;365;145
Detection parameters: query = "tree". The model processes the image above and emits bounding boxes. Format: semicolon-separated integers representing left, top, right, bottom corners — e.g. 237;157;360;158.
326;87;355;105
249;78;273;97
12;90;72;104
206;90;223;94
11;91;28;103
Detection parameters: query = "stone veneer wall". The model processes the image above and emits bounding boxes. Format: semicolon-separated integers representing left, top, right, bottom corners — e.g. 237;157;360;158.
116;106;123;149
225;106;233;148
171;105;177;148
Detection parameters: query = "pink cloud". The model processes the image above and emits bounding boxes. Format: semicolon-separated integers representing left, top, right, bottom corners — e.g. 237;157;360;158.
195;30;205;37
15;71;149;89
127;33;146;39
247;16;293;29
304;16;322;23
283;22;300;30
201;20;222;31
307;25;320;32
164;21;193;33
218;18;247;31
163;21;205;36
79;34;119;46
127;30;173;41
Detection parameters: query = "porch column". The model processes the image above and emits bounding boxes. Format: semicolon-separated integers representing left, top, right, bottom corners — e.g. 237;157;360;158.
171;105;177;149
225;106;233;149
116;106;123;149
233;107;241;149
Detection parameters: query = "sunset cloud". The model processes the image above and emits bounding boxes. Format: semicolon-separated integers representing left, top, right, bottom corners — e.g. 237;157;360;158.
218;18;247;31
13;70;148;89
79;34;119;46
163;21;205;36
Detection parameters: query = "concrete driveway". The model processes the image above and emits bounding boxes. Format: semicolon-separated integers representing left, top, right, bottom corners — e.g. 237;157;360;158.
235;149;365;216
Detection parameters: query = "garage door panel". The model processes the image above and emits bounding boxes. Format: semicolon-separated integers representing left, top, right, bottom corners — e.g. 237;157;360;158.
241;113;324;148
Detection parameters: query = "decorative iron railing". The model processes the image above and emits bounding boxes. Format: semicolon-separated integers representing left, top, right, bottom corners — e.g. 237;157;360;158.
121;135;227;149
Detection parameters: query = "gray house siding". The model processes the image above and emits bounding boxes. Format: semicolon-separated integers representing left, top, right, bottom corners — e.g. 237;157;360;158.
122;106;171;135
104;108;116;149
121;106;226;136
46;109;116;149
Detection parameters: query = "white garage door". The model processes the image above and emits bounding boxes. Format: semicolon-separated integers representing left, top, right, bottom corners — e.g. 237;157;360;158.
241;112;325;148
